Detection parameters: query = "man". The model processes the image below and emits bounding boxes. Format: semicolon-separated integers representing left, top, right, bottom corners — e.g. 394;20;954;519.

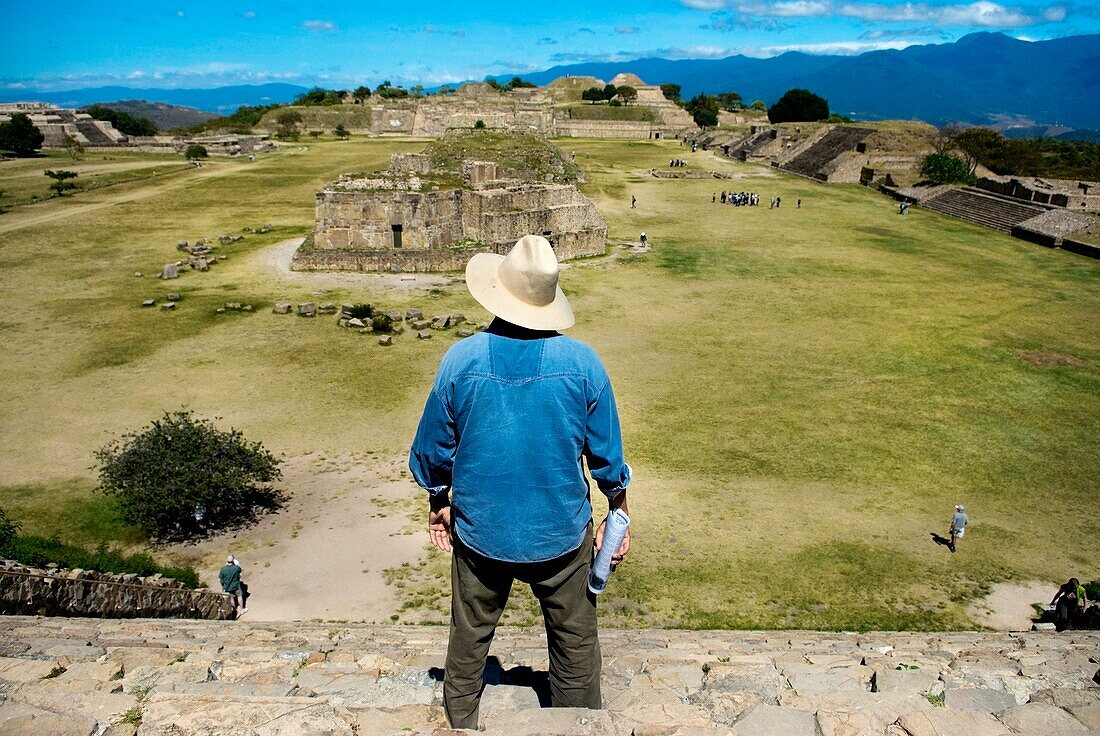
218;555;246;614
410;235;632;730
1051;578;1087;631
949;504;968;553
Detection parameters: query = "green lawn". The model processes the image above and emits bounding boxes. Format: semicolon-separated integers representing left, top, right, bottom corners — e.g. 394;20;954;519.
0;136;1096;629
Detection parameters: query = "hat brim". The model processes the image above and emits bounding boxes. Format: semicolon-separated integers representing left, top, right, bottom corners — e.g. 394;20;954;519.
466;253;575;331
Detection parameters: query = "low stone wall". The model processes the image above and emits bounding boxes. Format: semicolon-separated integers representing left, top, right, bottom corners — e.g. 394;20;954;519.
0;561;234;620
554;119;661;139
292;247;489;273
1011;210;1097;247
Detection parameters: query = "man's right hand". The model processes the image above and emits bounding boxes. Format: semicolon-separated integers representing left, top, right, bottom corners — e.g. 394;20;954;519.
428;494;453;553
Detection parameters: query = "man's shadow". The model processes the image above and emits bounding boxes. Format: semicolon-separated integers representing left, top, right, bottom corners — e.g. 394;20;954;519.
428;656;551;707
930;532;952;549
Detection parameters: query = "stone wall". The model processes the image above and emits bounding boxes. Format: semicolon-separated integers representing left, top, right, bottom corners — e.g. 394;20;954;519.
976;176;1100;212
0;561;234;620
554;119;662;139
310;182;606;272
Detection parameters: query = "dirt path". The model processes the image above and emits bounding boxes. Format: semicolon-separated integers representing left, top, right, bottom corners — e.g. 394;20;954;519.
0;151;300;236
967;581;1053;631
174;453;429;622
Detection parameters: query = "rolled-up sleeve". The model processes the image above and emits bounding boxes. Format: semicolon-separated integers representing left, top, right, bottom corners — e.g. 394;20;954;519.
409;385;455;496
584;379;632;499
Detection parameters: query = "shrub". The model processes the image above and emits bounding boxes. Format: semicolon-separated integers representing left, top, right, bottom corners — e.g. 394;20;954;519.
474;119;486;129
1085;580;1100;601
920;152;975;184
94;411;283;540
5;535;200;588
347;303;373;319
0;507;20;556
184;144;208;160
371;314;394;333
333;124;349;140
44;169;78;196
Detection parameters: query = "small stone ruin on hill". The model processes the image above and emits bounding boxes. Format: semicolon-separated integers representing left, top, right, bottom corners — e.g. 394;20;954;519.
294;132;607;273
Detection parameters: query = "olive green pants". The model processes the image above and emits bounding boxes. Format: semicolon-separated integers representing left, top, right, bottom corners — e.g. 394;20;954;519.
443;525;601;729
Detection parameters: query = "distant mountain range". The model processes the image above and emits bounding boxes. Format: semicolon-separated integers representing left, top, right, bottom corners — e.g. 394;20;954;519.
494;32;1100;130
97;100;216;130
0;83;307;115
3;33;1097;130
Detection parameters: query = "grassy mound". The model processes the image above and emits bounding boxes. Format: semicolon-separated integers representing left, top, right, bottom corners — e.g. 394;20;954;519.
257;105;373;133
567;105;656;123
425;130;582;182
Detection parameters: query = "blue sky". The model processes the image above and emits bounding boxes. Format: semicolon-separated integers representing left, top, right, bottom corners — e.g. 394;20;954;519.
3;0;1096;90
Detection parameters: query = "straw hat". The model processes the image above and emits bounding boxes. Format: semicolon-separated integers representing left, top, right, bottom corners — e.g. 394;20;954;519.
465;235;574;331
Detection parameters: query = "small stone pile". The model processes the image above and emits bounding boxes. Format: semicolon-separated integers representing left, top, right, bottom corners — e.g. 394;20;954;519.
0;618;1096;735
272;302;482;347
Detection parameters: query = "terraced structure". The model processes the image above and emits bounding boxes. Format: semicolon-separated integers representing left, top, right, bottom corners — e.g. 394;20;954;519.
0;616;1097;735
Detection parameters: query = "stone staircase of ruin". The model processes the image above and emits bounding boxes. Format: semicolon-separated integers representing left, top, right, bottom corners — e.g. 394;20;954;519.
0;616;1098;736
778;127;875;181
920;188;1049;233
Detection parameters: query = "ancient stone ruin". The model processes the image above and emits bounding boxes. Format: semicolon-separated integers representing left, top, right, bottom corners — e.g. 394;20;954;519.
294;133;607;273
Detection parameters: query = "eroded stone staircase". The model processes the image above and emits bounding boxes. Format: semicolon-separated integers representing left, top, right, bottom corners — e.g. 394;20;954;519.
919;188;1048;233
0;616;1097;735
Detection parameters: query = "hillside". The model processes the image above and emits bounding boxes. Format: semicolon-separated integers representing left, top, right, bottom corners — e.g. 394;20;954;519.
98;100;216;131
493;33;1100;129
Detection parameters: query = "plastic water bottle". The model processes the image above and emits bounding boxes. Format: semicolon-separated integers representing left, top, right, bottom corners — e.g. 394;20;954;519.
588;509;630;595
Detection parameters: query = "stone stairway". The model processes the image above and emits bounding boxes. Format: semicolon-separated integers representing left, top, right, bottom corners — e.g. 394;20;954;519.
920;188;1048;233
779;127;873;181
0;616;1097;736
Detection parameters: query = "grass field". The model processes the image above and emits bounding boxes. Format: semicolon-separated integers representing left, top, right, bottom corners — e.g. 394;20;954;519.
0;136;1096;630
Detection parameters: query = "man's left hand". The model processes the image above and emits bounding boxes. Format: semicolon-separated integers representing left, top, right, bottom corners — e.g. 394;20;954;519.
428;494;453;553
595;519;630;568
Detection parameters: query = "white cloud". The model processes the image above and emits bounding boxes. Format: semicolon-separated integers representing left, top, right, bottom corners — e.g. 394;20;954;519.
686;0;1068;27
301;19;337;32
175;10;184;18
243;10;256;19
615;25;641;34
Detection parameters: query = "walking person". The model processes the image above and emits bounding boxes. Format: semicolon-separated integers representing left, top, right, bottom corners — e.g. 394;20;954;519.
218;555;246;615
948;504;968;553
631;195;636;209
640;231;647;246
1051;578;1087;630
410;235;633;731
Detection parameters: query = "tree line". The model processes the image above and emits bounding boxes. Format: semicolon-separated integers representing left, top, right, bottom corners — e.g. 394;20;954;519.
921;127;1100;184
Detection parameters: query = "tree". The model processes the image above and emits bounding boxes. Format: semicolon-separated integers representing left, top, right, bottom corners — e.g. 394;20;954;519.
275;109;303;140
660;83;682;103
616;85;637;105
602;84;618;101
715;92;742;111
333;124;349;140
95;410;283;540
308;130;322;139
581;86;604;103
750;100;766;111
63;133;84;161
0;113;44;156
768;88;829;123
353;85;371;103
508;76;537;90
920;152;974;184
184;144;208;160
0;507;19;557
474;119;486;129
44;169;78;196
685;93;719;129
83;105;156;136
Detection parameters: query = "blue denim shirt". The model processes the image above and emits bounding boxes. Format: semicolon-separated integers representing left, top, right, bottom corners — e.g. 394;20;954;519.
409;321;632;563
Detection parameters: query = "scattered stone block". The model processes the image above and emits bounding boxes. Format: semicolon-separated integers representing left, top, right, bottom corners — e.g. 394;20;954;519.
998;702;1089;734
944;687;1017;714
405;308;423;321
411;319;431;330
296;303;316;317
340;304;354;316
142;300;155;307
456;328;474;338
417;330;432;340
347;318;365;329
731;703;816;735
134;272;143;277
895;709;1012;736
160;264;178;280
242;305;252;312
384;309;402;322
431;317;449;330
391;324;405;334
273;303;292;314
166;293;180;302
160;302;176;311
1033;622;1057;631
318;303;337;315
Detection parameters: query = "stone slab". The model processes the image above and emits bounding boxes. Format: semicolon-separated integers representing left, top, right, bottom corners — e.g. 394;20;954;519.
896;709;1013;736
732;703;817;736
945;687;1018;713
998;702;1089;734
